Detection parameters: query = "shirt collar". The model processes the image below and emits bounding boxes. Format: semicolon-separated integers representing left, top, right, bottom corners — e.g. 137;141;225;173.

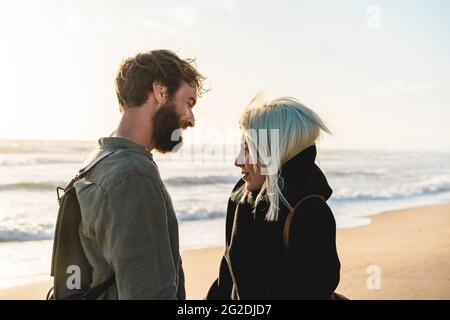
98;137;153;160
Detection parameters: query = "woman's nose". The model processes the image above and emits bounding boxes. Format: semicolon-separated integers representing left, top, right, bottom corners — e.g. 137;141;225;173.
235;151;245;168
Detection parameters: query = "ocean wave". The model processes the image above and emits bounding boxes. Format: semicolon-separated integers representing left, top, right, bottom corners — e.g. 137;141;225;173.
0;157;82;166
163;175;238;187
0;181;66;192
0;141;95;155
0;175;237;192
333;177;450;201
325;168;390;177
0;175;238;193
0;209;225;242
178;210;225;221
0;227;53;242
2;175;449;243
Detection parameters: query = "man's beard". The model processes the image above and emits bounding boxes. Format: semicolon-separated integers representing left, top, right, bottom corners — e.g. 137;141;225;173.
152;99;184;153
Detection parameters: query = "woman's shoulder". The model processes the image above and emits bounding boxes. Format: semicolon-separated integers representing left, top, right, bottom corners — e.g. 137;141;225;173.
289;196;336;230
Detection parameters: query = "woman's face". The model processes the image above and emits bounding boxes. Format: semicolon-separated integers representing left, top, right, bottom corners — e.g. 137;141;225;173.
234;140;266;192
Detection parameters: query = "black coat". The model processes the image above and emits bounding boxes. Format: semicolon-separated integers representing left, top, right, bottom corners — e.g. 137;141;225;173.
207;145;340;300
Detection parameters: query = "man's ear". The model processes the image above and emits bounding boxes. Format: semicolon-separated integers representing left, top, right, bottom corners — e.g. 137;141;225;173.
152;81;168;105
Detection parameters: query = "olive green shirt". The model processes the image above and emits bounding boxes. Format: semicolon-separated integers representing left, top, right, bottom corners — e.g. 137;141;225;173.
75;137;185;300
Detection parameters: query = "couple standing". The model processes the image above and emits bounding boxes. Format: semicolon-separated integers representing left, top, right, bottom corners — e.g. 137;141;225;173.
76;49;341;300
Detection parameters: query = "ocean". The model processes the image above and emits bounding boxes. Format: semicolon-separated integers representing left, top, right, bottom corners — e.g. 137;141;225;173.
1;139;450;288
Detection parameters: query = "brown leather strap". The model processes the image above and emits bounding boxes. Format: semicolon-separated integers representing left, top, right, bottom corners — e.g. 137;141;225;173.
224;203;242;300
283;194;326;252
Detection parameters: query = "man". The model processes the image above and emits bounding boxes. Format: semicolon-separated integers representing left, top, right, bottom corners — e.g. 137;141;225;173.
75;50;205;299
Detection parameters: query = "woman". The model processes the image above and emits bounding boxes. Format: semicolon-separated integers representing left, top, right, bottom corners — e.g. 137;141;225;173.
207;96;341;300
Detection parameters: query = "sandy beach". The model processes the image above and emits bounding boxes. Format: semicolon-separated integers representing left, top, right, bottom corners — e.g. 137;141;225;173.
1;203;449;300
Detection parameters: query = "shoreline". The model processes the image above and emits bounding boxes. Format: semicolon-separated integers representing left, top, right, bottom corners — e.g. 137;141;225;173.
0;203;449;300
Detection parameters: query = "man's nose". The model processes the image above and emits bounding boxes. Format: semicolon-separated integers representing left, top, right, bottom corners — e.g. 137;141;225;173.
186;111;195;127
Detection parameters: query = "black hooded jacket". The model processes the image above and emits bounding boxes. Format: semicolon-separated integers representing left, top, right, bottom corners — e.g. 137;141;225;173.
207;145;340;300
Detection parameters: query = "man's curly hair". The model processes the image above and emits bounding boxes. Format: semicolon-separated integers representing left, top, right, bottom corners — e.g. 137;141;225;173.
115;50;207;110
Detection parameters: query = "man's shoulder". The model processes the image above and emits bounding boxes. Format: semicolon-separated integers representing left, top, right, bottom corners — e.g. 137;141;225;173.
83;149;161;193
75;149;164;224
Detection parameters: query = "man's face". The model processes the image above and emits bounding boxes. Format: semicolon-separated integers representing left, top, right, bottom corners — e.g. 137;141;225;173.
152;82;197;153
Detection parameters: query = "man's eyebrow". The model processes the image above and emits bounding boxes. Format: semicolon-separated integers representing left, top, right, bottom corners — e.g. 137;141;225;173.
188;97;197;106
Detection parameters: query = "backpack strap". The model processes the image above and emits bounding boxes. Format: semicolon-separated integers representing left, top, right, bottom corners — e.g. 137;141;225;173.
47;274;116;300
57;148;128;202
283;194;326;252
80;275;116;300
78;149;123;178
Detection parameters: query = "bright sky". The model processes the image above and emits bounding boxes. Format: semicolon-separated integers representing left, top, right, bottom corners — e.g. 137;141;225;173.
0;0;449;151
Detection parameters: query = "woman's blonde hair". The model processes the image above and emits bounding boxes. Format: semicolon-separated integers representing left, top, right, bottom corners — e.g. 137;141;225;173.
235;94;331;221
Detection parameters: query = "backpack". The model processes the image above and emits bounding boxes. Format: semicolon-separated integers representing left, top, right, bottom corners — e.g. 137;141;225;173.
46;148;124;300
283;194;349;300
